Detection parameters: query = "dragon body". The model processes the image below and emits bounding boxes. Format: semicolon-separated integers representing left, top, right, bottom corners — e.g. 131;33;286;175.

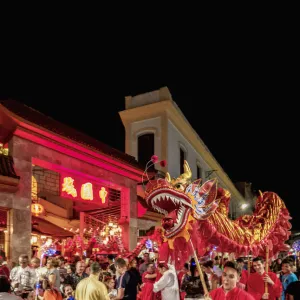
143;161;291;269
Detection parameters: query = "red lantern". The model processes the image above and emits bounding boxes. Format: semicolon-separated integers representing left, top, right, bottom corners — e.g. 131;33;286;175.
31;203;45;216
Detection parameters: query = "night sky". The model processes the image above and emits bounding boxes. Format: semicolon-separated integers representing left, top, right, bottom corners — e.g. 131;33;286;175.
1;57;299;230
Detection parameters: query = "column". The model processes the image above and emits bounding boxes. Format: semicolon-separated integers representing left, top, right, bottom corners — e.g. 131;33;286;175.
9;136;32;262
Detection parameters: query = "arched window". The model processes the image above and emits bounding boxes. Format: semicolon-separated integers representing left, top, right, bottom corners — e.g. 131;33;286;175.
138;133;155;169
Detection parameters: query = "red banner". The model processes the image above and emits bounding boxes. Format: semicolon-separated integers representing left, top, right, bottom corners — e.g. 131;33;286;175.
60;174;109;207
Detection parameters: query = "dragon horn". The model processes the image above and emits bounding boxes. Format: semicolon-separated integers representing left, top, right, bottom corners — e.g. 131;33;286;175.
183;160;192;180
165;172;171;183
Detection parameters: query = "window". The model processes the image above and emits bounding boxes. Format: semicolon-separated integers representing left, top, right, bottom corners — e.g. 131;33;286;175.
108;188;121;203
180;148;186;174
138;133;155;169
197;165;202;179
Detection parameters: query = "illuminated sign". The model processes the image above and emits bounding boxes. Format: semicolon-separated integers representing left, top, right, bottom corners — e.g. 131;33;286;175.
62;177;77;198
99;187;108;204
60;175;109;206
81;183;93;200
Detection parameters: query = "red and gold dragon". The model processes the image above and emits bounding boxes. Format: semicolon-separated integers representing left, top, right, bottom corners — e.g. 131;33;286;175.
142;160;291;269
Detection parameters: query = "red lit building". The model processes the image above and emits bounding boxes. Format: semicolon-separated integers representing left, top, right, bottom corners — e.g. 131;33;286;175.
0;100;144;262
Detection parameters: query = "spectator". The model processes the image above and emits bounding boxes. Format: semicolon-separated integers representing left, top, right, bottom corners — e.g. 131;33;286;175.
75;262;109;300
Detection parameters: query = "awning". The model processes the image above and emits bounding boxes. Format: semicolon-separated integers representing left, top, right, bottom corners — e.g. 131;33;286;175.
32;216;74;238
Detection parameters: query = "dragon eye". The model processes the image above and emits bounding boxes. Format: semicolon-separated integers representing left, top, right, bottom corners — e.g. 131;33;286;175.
176;183;183;189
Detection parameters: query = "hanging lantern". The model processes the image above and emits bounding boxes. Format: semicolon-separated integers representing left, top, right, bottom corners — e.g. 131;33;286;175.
31;203;45;216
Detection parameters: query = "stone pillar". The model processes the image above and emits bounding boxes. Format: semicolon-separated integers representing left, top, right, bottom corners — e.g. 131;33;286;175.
10;208;32;262
120;187;130;251
9;136;33;262
120;184;138;251
129;185;138;251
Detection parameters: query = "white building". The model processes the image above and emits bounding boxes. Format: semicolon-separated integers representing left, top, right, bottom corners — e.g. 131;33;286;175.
119;87;251;220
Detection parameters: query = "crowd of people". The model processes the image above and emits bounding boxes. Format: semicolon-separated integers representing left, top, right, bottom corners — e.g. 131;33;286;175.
0;251;300;299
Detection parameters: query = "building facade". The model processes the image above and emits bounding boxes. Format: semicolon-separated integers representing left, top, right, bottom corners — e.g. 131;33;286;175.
0;100;144;262
119;87;252;220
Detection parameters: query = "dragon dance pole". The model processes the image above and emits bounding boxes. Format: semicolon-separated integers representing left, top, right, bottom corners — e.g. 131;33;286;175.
189;239;211;300
265;246;269;295
248;251;251;276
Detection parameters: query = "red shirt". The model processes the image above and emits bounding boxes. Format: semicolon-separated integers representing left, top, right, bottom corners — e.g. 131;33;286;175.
210;287;255;299
246;272;282;300
240;269;249;284
0;265;10;278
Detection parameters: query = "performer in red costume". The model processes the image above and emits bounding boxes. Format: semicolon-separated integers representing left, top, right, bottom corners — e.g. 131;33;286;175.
210;261;254;300
139;263;157;300
246;256;282;300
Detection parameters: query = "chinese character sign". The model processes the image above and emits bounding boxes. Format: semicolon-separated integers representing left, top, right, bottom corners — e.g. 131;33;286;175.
62;177;77;197
99;187;108;203
81;183;93;200
60;174;109;206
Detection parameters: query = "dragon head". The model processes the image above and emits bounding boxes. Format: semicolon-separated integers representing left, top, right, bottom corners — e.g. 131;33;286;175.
145;160;219;239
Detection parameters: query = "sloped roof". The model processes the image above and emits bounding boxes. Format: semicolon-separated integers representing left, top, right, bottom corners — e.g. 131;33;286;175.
0;99;142;169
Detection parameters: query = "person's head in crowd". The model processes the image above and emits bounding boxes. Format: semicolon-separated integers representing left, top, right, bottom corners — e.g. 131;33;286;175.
57;257;65;268
214;256;221;265
203;260;214;274
108;254;115;265
42;278;52;290
66;264;75;274
129;259;137;269
236;258;244;272
183;263;189;273
46;258;55;270
0;256;4;266
157;262;169;275
222;261;240;292
104;276;116;291
88;257;94;266
63;284;74;297
146;263;155;274
276;258;282;265
252;256;265;275
281;259;294;274
76;260;86;275
18;254;29;268
124;258;129;267
115;258;128;275
30;257;40;269
143;252;150;263
100;262;109;271
90;262;102;279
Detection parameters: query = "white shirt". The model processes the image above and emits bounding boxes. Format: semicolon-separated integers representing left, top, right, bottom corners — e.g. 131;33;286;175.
9;266;36;289
153;266;180;300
